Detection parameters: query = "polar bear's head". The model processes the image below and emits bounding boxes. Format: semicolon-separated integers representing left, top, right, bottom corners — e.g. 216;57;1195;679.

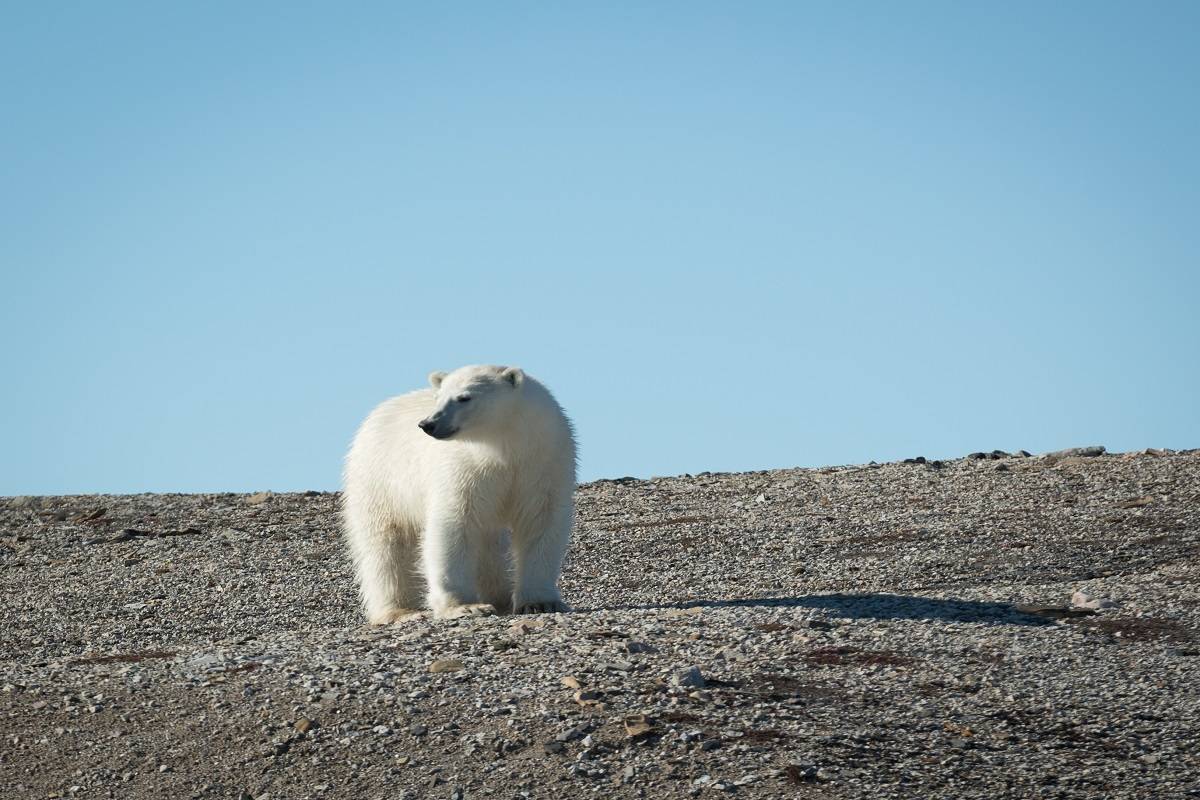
417;364;526;441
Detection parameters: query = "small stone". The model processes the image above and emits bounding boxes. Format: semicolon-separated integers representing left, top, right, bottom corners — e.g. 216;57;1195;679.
293;718;316;734
556;724;588;743
701;739;721;751
158;764;170;773
785;763;819;783
219;527;251;542
995;463;1009;472
373;725;391;735
428;659;465;674
1119;496;1153;508
1046;445;1106;458
410;724;428;737
663;606;704;619
624;640;655;654
1071;590;1118;611
508;619;546;635
1140;754;1160;765
543;740;565;755
670;665;706;689
967;452;987;460
1017;604;1090;620
623;714;654;738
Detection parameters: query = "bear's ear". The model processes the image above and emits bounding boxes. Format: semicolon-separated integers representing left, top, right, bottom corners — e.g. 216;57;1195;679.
500;366;524;387
428;371;447;389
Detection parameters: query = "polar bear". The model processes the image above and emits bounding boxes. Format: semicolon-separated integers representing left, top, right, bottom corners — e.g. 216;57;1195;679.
342;365;576;623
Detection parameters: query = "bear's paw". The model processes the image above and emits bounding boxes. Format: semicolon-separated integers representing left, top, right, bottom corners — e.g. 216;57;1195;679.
436;603;499;620
368;608;426;626
515;600;571;615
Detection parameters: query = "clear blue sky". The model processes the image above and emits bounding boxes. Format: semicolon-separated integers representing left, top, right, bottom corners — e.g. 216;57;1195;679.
2;2;1197;495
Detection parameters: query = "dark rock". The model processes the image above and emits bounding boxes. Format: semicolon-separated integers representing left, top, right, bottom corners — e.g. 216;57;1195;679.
1016;605;1096;620
670;665;706;689
1047;446;1106;458
785;763;820;783
556;724;588;743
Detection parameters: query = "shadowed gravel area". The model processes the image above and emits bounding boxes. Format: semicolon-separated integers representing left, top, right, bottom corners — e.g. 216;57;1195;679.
2;449;1198;799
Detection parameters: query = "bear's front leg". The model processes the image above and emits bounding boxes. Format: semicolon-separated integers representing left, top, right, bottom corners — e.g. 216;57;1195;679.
421;517;497;620
511;502;573;615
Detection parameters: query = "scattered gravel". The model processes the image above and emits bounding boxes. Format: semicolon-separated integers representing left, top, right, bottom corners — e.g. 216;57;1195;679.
2;448;1198;799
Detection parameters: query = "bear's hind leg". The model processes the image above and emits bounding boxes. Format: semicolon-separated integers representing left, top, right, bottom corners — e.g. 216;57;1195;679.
511;502;573;615
348;521;424;625
475;530;514;614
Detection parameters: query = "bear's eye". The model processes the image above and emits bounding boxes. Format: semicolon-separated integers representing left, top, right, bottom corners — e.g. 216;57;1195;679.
456;394;471;403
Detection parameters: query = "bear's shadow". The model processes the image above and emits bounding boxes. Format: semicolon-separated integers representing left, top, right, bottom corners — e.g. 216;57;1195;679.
587;592;1058;627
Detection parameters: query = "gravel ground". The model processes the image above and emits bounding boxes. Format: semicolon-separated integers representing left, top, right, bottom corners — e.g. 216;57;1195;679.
2;448;1198;799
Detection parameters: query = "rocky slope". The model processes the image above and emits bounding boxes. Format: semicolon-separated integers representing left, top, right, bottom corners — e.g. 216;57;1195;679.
2;448;1198;799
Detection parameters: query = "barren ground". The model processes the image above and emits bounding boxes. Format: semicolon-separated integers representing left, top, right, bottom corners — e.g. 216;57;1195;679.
2;448;1198;799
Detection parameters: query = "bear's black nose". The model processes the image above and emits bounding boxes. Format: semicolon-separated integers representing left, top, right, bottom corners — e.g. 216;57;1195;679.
418;419;435;433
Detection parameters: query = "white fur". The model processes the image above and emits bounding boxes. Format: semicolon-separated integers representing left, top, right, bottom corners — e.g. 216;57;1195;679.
342;365;576;623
